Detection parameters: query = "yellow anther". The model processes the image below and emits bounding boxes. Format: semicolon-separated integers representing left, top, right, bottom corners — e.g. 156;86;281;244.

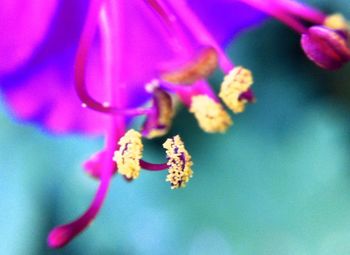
161;47;218;85
113;129;143;179
163;135;193;189
190;95;232;133
219;66;253;114
324;14;349;31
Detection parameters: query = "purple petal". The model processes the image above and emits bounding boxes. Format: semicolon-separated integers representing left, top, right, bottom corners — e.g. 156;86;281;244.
0;0;58;74
187;0;267;46
1;46;108;134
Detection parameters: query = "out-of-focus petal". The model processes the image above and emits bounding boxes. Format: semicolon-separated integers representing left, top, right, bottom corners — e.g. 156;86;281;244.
0;0;58;74
0;0;105;134
107;0;175;105
1;47;107;134
187;0;267;46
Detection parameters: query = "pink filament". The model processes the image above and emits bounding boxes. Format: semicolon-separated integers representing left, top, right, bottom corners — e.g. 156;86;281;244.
140;159;168;171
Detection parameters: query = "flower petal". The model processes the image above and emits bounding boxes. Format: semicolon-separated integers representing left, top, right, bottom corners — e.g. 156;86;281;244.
0;0;58;74
187;0;267;46
1;47;107;134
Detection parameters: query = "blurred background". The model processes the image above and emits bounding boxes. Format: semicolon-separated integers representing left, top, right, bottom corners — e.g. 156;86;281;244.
1;0;350;254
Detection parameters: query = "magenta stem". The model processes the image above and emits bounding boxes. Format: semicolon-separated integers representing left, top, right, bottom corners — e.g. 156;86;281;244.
274;0;326;24
74;0;153;116
167;0;234;74
238;0;308;34
140;159;168;171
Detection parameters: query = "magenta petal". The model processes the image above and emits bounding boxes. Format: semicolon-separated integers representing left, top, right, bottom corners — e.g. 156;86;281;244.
105;0;176;106
188;0;266;46
0;0;58;74
1;48;107;134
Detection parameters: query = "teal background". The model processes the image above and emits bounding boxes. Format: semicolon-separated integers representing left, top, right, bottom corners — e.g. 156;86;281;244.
1;1;350;254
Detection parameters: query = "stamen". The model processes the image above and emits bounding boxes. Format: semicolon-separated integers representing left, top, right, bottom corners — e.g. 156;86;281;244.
163;135;193;189
160;47;219;85
219;66;254;114
190;95;232;133
142;88;174;138
113;129;144;180
324;14;349;32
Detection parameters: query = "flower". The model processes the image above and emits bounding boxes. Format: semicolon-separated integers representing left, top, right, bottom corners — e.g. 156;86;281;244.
0;0;349;250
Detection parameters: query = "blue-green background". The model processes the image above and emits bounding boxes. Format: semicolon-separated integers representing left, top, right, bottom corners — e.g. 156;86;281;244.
1;0;350;254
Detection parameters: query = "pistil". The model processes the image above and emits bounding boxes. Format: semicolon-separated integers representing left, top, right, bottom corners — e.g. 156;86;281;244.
48;118;123;248
48;0;129;248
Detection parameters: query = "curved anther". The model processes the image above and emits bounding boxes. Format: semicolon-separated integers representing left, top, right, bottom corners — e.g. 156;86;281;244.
142;88;174;139
160;47;219;85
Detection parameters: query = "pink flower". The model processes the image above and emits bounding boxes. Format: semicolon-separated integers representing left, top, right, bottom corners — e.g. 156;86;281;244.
0;0;349;249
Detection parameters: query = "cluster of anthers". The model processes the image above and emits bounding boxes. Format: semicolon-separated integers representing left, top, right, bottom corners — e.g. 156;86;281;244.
113;130;193;189
48;0;350;249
